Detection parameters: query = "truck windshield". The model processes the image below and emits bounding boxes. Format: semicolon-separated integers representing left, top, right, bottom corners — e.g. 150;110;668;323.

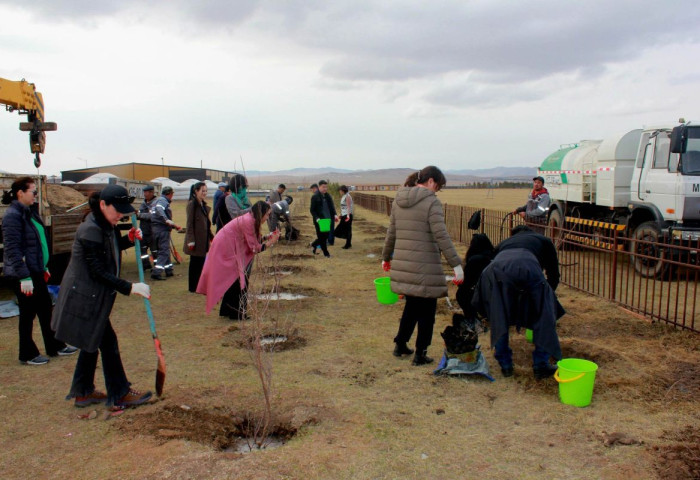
681;127;700;175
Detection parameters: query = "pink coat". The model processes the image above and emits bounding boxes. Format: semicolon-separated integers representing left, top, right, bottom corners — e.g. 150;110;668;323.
197;212;264;314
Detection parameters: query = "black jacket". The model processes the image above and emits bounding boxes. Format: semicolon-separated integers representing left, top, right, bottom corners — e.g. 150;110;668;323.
494;230;560;290
52;212;134;353
1;201;47;279
310;192;337;221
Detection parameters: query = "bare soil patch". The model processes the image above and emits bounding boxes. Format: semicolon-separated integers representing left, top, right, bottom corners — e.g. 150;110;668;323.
262;264;315;276
360;225;387;235
224;326;307;352
650;425;700;480
118;400;310;453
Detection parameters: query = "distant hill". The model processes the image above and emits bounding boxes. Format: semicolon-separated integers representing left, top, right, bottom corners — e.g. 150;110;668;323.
245;167;353;176
247;166;534;187
445;167;537;178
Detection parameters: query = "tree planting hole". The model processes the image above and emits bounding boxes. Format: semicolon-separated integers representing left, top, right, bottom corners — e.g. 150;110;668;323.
261;335;288;346
243;329;307;352
119;405;298;453
256;292;308;301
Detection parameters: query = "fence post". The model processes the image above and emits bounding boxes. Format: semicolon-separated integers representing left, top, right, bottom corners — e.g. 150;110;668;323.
610;228;618;300
479;208;485;234
459;206;463;243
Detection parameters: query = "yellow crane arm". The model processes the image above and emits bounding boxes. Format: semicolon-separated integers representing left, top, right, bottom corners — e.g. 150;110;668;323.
0;77;57;168
0;78;46;122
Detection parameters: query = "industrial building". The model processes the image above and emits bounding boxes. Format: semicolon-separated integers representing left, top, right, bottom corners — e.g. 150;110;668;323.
61;162;238;184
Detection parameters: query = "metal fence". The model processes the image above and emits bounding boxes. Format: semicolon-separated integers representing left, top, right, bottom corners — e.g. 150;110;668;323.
354;192;699;332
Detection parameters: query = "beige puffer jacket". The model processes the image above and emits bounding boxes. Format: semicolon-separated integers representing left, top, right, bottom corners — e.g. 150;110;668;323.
382;186;461;298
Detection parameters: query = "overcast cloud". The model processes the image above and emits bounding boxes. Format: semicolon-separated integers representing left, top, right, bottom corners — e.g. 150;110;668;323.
1;1;700;176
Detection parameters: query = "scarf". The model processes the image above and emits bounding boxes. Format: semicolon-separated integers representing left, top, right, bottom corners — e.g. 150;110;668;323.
531;186;548;198
233;188;251;209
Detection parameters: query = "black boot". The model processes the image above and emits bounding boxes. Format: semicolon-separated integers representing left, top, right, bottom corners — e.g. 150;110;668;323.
393;342;414;357
412;350;434;366
533;364;557;380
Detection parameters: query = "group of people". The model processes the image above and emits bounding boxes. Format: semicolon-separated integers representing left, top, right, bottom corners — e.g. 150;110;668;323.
309;181;354;256
382;167;564;378
2;169;562;412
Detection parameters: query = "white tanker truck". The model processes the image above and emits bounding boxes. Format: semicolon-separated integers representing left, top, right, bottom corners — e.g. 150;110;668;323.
539;120;700;277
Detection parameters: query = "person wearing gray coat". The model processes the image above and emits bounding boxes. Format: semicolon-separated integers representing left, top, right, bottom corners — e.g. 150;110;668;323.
51;186;152;409
382;166;464;366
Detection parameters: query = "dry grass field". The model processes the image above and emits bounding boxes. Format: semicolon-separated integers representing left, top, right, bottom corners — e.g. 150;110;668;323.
363;187;529;211
0;194;698;480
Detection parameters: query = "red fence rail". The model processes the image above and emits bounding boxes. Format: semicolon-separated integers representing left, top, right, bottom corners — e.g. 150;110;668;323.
354;192;699;332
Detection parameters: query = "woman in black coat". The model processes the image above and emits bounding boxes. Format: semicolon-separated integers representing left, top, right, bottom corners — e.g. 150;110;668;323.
455;234;495;317
184;182;213;292
51;185;152;409
1;176;75;365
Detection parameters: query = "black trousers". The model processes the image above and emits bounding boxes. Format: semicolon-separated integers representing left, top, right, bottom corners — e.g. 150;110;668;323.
333;214;353;247
394;296;438;354
311;222;330;256
13;272;65;361
68;320;130;407
219;262;252;319
188;255;206;293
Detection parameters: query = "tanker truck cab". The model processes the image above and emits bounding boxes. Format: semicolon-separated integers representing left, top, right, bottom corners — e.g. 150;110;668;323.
630;123;700;238
668;122;700;241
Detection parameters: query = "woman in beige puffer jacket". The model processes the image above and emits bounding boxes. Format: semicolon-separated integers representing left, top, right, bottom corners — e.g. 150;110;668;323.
382;166;464;366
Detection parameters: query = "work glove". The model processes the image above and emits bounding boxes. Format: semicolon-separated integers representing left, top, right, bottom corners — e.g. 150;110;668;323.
20;278;34;296
382;261;391;272
44;269;51;283
188;242;195;251
128;227;143;242
165;220;180;230
130;282;151;299
344;215;351;222
452;265;464;285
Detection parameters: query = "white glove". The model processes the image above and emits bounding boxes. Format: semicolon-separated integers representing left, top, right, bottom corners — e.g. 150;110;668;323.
165;219;176;227
20;279;34;296
452;265;464;285
131;282;151;299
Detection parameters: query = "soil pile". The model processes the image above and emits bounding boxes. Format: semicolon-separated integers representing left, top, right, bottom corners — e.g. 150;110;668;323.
46;184;86;213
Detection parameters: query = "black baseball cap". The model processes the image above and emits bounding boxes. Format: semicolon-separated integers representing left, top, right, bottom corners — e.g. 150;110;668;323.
100;185;135;214
533;176;545;183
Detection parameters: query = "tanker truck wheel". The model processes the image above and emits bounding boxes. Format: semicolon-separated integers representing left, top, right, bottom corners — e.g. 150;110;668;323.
547;209;566;249
630;221;669;279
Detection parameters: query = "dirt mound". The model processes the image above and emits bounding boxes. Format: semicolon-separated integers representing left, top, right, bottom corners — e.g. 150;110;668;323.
650;425;700;480
46;184;86;212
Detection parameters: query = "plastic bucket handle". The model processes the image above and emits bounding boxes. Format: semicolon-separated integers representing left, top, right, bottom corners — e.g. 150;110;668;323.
554;369;585;383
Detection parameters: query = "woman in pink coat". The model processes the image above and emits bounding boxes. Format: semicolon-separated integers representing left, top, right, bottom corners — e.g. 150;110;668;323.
197;201;279;319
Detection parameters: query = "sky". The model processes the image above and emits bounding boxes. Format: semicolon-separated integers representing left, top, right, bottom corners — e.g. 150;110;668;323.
2;1;700;177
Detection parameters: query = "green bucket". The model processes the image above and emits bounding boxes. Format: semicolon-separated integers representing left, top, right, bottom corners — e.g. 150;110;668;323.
374;277;399;305
554;358;598;407
318;218;331;232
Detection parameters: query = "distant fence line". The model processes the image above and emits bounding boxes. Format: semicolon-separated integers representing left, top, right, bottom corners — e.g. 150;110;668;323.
353;192;699;333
